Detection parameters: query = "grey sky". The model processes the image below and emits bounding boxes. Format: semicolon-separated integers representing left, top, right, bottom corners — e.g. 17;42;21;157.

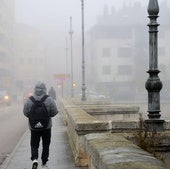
15;0;168;33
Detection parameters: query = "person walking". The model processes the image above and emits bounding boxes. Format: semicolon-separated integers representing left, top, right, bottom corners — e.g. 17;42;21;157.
23;82;58;169
48;86;56;100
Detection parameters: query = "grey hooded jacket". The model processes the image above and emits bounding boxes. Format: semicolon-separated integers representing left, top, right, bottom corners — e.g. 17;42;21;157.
23;82;58;130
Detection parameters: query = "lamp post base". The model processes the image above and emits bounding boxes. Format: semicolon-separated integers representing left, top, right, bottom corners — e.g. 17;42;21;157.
145;119;165;132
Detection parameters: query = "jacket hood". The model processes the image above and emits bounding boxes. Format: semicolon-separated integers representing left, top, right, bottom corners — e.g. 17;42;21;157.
34;82;47;96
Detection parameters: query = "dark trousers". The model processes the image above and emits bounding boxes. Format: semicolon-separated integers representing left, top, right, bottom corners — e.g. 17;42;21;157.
30;129;51;165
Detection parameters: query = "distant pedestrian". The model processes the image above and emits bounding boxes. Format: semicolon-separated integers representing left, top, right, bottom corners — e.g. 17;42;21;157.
23;82;58;169
48;86;56;100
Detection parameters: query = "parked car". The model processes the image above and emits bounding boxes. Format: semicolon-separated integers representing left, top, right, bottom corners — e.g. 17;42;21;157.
0;90;11;106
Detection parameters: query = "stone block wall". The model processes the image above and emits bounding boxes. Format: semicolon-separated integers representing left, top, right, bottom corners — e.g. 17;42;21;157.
58;98;111;166
84;133;166;169
57;98;170;168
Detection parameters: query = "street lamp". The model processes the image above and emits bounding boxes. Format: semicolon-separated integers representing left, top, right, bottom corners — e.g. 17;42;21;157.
145;0;164;131
80;0;86;101
65;37;69;96
69;16;74;97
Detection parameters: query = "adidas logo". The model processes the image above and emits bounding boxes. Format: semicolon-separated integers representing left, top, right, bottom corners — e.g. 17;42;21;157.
34;122;43;128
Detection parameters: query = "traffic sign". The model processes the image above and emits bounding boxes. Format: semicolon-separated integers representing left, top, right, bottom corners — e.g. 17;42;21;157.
54;74;70;80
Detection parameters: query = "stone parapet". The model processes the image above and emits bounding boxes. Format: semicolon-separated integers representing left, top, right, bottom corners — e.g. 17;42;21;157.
111;120;140;132
75;101;140;122
57;98;170;168
84;133;166;169
80;104;140;114
164;120;170;130
58;98;111;166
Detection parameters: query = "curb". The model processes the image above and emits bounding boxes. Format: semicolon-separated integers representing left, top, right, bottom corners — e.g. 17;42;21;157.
0;129;29;169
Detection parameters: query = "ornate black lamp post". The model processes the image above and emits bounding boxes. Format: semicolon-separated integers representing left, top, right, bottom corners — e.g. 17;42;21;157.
145;0;164;131
80;0;86;101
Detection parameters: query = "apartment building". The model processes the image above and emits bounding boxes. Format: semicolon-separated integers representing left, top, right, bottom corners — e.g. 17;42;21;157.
88;2;170;101
0;0;15;90
0;0;47;97
14;23;47;93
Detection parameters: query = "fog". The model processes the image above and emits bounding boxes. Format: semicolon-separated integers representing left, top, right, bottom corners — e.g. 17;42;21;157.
15;0;143;32
15;0;169;32
1;0;170;101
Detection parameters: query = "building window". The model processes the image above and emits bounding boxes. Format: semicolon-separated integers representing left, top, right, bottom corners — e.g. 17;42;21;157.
102;65;111;75
118;65;132;75
102;48;111;57
118;47;132;57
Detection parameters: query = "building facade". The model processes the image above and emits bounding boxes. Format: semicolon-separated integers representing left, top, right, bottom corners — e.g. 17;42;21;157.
0;0;15;91
88;2;170;101
13;23;47;95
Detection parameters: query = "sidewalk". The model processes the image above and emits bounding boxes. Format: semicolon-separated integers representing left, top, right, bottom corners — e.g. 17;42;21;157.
1;113;87;169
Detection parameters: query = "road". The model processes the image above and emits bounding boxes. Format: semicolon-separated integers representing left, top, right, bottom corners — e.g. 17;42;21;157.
0;102;28;165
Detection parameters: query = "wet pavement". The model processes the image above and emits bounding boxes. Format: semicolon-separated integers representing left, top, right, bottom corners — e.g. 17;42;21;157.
0;113;88;169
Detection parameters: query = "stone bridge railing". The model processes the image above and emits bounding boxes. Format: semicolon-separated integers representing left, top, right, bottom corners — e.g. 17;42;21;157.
84;133;165;169
57;98;169;169
58;98;111;166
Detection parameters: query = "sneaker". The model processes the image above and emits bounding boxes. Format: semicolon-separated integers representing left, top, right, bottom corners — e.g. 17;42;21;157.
41;164;49;169
32;159;38;169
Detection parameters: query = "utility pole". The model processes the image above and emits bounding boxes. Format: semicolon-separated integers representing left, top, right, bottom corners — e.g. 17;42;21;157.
69;16;74;97
65;37;69;96
81;0;86;101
